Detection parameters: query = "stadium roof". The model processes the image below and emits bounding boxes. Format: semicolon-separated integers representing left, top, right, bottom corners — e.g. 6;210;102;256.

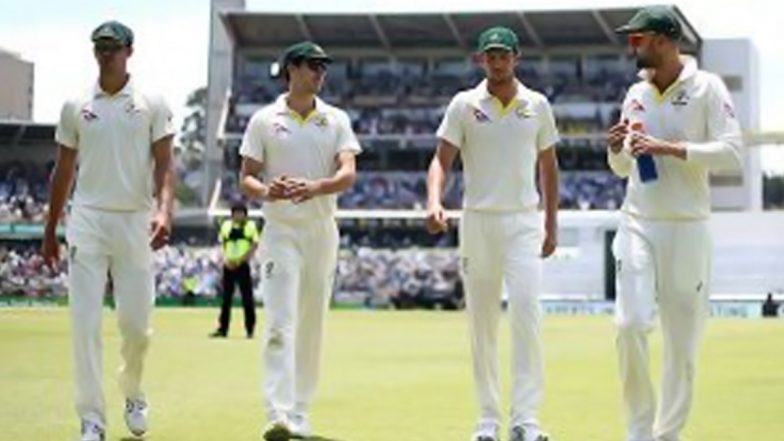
0;120;55;147
221;6;700;53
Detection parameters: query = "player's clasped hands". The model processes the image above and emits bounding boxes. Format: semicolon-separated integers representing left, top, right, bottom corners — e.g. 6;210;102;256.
266;175;290;200
266;175;322;204
286;177;322;203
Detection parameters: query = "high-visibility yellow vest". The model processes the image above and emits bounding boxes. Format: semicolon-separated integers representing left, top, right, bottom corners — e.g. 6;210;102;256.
219;219;259;263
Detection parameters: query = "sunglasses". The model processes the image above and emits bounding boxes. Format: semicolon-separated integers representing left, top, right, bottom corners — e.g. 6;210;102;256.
305;59;328;72
627;32;656;48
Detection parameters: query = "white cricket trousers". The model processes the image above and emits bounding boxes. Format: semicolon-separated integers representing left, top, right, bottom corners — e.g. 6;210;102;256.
66;206;155;427
260;218;339;422
459;210;545;429
612;213;712;441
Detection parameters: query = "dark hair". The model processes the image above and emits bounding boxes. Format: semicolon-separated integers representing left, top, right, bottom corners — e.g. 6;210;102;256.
230;201;248;215
282;57;306;83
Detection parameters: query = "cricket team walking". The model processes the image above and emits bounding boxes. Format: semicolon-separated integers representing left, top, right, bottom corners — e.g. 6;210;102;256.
43;5;742;440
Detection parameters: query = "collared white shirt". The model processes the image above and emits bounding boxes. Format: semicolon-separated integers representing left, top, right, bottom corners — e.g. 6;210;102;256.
239;94;362;223
608;56;743;220
55;78;175;212
437;80;559;212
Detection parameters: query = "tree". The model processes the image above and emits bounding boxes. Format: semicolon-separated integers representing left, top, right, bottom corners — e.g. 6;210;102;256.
179;87;207;154
175;87;207;206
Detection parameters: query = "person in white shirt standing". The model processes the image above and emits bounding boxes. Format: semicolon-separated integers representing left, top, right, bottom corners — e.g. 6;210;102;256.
426;26;560;441
608;6;743;441
41;20;175;441
238;41;361;441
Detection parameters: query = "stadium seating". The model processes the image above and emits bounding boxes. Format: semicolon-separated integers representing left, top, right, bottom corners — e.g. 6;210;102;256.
0;162;50;224
217;55;635;213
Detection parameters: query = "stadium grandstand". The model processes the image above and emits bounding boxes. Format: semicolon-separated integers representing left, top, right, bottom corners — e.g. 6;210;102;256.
2;3;783;316
0;120;62;298
0;120;55;228
195;1;781;312
210;6;701;213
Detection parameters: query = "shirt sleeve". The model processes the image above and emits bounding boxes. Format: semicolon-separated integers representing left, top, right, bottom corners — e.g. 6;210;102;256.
684;74;743;172
536;97;560;151
435;95;465;148
151;95;176;143
607;93;635;178
239;112;266;163
336;110;362;154
218;220;228;243
55;100;79;149
248;221;260;243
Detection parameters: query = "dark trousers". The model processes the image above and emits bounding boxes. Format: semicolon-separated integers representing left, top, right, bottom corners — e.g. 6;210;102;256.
217;262;256;336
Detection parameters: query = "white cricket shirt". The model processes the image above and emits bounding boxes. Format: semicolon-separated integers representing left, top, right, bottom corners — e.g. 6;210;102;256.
608;56;743;220
437;80;560;212
239;94;362;223
55;78;175;212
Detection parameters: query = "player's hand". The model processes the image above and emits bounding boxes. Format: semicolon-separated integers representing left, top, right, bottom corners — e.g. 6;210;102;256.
266;176;291;201
541;228;557;258
149;211;171;250
607;120;629;154
426;203;448;234
286;178;322;204
628;133;682;158
41;229;61;269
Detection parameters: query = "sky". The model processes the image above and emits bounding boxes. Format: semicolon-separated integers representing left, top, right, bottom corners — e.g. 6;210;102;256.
1;0;782;170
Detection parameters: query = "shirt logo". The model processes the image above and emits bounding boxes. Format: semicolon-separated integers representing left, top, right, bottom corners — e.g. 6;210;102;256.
671;90;690;107
80;108;99;122
472;107;490;123
124;101;142;115
272;122;290;136
314;115;329;128
515;104;535;119
629;99;645;113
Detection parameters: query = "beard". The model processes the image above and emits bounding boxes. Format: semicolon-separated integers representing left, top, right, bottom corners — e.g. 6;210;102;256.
634;50;658;69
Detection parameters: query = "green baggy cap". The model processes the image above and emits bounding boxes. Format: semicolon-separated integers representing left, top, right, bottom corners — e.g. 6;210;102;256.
615;5;682;39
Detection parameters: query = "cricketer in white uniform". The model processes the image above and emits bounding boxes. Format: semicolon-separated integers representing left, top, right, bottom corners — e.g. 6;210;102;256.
238;41;361;441
426;27;560;441
42;21;175;441
609;6;743;441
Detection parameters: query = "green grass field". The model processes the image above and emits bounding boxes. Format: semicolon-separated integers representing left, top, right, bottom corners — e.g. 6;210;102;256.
1;308;782;441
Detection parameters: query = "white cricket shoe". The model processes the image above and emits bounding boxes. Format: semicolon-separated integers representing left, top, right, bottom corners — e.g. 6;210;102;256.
124;398;149;437
289;412;312;438
471;420;500;441
78;420;105;441
510;424;550;441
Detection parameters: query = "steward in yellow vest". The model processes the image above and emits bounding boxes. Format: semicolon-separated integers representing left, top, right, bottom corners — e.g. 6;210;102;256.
209;202;259;338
